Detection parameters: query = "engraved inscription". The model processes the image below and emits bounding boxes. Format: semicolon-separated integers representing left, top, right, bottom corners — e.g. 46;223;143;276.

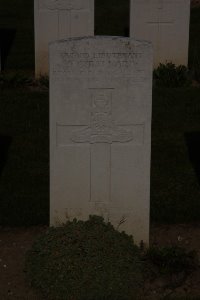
39;0;86;10
71;90;133;144
61;52;142;60
39;0;72;10
53;52;146;78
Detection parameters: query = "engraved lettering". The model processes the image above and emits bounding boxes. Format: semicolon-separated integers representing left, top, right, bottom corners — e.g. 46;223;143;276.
39;0;86;10
53;51;145;78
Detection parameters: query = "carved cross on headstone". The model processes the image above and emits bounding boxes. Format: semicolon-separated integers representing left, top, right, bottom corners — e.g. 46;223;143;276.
57;88;143;204
147;0;173;56
39;0;89;38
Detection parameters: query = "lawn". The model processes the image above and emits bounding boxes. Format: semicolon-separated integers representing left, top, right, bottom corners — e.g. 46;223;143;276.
0;88;49;225
151;87;200;223
0;2;200;226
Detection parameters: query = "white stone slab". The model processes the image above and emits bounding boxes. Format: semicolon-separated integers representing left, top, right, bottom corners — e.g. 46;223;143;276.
50;37;153;245
130;0;190;67
34;0;94;76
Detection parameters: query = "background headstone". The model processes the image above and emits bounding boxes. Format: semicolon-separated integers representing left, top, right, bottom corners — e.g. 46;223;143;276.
130;0;190;67
50;37;152;245
34;0;94;76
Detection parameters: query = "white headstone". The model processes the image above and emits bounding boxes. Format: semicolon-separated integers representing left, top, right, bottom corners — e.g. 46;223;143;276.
50;37;153;245
130;0;190;67
34;0;94;76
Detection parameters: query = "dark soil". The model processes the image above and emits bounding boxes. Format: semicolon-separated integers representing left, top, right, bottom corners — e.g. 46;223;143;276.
0;224;199;299
144;223;200;299
0;226;46;300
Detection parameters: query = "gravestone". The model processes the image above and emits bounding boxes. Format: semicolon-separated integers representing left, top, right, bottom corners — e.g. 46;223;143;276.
34;0;94;76
50;37;152;245
130;0;190;67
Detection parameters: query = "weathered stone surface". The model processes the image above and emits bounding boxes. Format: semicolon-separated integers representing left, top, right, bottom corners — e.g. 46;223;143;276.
34;0;94;76
130;0;190;67
50;37;152;245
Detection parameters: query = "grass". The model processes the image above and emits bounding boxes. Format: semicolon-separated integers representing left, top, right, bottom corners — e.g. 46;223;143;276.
0;3;200;225
25;216;198;300
0;87;49;225
25;216;143;300
151;87;200;223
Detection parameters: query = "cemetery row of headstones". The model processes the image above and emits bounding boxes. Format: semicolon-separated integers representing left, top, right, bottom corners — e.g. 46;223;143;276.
35;0;191;75
37;0;191;245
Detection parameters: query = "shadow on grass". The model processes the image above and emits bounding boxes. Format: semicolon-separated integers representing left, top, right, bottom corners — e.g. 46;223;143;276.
0;135;12;177
0;29;16;70
185;132;200;186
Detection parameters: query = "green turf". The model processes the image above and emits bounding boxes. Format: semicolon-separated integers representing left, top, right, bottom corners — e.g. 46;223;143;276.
25;216;143;300
151;87;200;223
0;88;49;225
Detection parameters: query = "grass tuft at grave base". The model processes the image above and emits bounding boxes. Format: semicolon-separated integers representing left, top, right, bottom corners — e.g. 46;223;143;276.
25;215;143;300
25;216;198;300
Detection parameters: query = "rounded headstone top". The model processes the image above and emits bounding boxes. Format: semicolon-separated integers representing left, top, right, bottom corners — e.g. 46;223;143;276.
49;36;152;49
